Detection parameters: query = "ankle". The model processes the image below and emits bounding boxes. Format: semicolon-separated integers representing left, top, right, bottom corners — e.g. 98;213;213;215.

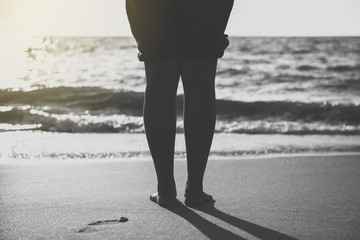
158;182;177;197
185;184;203;197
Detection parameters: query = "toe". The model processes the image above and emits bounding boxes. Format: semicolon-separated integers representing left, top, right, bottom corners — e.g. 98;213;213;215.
150;192;176;207
150;193;159;204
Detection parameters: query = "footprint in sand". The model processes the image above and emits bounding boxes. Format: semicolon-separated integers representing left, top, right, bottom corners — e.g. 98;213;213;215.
78;217;128;233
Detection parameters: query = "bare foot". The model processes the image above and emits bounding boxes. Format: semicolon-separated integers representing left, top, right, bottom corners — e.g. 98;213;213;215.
150;192;177;207
184;192;213;207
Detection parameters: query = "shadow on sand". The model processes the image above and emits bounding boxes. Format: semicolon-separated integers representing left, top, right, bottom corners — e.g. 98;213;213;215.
165;200;298;240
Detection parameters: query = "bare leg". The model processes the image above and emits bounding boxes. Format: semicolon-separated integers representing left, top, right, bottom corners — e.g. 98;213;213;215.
144;59;180;206
180;58;218;207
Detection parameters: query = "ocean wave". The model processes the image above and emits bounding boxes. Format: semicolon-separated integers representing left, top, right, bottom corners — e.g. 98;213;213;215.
215;99;360;124
215;120;360;135
2;86;360;122
296;65;321;71
291;49;313;54
7;145;360;160
1;118;359;134
217;67;249;76
319;79;360;91
292;64;359;73
1;87;360;134
327;65;360;72
0;87;144;115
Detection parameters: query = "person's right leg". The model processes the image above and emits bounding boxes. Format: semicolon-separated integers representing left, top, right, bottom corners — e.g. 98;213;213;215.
144;59;180;206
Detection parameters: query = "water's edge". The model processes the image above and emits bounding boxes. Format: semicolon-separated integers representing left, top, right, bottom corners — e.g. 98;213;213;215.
1;132;359;161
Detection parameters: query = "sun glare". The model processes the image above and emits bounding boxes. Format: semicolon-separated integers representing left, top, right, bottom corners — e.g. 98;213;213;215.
0;33;36;90
0;0;130;36
1;0;64;35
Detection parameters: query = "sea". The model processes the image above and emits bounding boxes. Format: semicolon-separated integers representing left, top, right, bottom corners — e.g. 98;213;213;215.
0;35;360;135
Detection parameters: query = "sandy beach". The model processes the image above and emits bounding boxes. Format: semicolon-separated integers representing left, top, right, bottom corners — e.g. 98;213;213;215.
1;150;359;239
1;33;360;240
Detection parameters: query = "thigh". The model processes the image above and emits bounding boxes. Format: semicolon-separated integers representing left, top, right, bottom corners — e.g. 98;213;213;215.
180;58;218;95
144;59;181;95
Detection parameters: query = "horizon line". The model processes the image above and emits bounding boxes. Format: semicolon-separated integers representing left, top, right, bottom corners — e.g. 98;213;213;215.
1;32;360;38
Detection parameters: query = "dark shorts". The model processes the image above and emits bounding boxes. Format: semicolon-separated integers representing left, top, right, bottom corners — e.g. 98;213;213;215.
126;0;234;61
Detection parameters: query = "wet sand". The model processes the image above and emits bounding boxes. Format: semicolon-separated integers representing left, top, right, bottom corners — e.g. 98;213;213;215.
1;132;360;160
1;154;359;239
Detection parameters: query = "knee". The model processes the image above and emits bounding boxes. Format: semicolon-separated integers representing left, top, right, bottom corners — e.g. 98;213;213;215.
145;85;176;107
185;89;216;109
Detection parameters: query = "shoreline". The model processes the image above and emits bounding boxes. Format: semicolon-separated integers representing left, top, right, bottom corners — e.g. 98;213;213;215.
1;152;360;165
1;131;360;162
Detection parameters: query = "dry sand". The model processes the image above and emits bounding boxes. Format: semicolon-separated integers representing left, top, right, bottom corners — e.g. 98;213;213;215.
1;154;360;240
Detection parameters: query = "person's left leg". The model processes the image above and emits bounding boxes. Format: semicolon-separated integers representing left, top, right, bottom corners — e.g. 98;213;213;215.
180;57;218;207
144;59;181;207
